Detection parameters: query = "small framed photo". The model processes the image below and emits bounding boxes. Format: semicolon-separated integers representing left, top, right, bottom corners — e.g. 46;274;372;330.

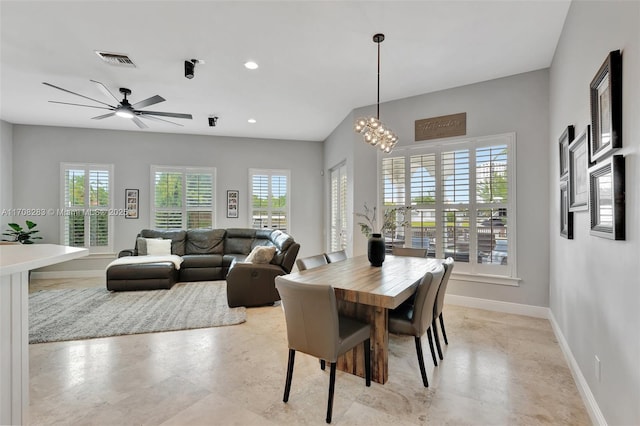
125;189;139;219
560;177;573;239
558;125;575;178
589;50;622;163
227;190;239;218
589;155;625;240
568;126;590;212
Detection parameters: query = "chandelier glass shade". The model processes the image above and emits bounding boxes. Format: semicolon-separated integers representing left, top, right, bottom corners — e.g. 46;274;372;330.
354;33;398;153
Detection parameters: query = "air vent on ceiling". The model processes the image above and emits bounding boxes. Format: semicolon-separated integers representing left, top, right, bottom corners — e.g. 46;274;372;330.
95;51;136;67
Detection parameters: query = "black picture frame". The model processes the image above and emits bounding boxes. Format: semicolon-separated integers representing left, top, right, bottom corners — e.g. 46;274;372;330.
226;190;239;218
589;50;622;164
568;126;590;212
125;189;139;219
558;125;575;178
560;177;573;239
588;154;625;240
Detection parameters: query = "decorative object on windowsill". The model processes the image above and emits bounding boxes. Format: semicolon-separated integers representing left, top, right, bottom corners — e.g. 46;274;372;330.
2;220;42;244
354;33;399;153
356;203;412;267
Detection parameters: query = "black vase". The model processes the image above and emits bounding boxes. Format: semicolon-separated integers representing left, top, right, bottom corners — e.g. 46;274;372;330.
368;233;385;267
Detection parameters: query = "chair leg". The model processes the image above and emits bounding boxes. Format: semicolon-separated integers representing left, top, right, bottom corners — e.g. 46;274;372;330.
364;338;371;387
326;362;337;423
432;318;444;360
283;349;295;402
426;327;438;367
439;313;449;345
414;336;429;388
320;359;326;370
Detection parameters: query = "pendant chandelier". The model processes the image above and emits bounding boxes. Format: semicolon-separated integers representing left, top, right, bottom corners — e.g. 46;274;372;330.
354;33;398;153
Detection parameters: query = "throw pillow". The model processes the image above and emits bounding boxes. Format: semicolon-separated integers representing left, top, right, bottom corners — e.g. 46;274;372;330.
245;246;277;264
146;238;172;256
136;237;149;255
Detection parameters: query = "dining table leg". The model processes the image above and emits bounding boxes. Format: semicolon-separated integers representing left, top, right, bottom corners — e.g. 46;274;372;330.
336;300;389;384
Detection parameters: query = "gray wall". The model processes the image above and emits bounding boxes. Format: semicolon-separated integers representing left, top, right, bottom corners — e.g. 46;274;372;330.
549;1;640;424
0;121;13;231
11;125;324;270
328;69;551;307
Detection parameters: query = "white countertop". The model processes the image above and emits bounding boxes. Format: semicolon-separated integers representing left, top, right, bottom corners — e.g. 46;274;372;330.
0;244;88;276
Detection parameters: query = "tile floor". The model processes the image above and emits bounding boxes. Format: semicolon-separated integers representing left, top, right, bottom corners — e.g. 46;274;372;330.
27;277;590;425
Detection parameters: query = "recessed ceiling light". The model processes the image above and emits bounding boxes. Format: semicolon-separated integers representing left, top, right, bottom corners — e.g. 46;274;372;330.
248;118;257;124
244;61;259;70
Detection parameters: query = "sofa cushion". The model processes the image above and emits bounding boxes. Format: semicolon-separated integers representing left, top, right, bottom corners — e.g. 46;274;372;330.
225;228;257;254
185;229;225;255
181;254;224;268
245;246;277;264
140;229;187;256
146;238;172;255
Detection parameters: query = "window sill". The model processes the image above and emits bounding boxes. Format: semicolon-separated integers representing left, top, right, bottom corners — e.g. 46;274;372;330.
451;271;521;287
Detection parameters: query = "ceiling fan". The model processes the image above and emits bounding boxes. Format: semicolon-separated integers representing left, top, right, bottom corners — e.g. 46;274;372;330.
43;80;193;128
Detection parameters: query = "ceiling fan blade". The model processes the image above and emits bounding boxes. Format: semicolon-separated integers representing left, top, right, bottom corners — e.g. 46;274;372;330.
138;110;192;120
90;80;121;104
91;112;116;120
48;100;113;110
43;82;115;108
131;116;148;129
139;114;184;127
131;95;165;110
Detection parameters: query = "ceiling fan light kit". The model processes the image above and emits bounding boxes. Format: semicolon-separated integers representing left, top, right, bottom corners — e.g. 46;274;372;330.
354;33;399;153
43;80;193;129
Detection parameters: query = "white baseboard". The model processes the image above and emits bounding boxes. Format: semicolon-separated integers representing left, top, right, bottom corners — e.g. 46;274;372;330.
445;294;549;318
548;311;607;426
30;270;104;279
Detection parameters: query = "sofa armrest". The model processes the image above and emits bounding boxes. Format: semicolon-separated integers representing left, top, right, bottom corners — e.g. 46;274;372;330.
226;262;286;307
118;249;137;258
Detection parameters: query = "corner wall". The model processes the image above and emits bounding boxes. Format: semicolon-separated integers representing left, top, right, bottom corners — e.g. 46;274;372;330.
0;120;13;231
11;125;324;272
549;1;640;424
329;70;551;307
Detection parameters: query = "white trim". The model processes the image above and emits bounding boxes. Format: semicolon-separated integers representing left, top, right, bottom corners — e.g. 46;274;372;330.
445;294;548;318
451;272;521;287
30;269;104;279
548;311;607;426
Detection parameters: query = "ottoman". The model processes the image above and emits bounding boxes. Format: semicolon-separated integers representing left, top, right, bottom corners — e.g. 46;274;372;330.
106;262;178;291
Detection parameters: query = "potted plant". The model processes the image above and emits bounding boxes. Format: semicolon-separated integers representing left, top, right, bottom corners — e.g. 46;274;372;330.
2;220;43;244
356;204;412;266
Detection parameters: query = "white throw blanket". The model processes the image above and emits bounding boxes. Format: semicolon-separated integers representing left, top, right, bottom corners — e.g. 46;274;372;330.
106;254;183;270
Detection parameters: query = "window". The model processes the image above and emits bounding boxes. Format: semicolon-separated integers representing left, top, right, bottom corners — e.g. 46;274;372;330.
151;166;215;229
60;163;113;253
380;133;515;277
329;162;347;251
249;169;290;231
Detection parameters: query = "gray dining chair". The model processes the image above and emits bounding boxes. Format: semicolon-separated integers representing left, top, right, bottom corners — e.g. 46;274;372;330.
275;276;371;423
432;257;454;360
324;250;347;263
296;254;328;271
391;247;428;257
388;264;445;387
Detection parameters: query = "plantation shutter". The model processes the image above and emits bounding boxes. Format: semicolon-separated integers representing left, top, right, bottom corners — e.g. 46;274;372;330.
61;163;113;253
151;166;215;229
441;149;470;261
249;169;290;231
329;162;347;251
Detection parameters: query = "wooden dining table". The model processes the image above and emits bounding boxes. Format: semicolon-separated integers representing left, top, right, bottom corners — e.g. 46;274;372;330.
285;254;441;384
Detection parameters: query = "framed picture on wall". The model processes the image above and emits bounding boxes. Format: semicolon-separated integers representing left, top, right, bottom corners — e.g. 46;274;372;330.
589;154;625;240
560;177;573;239
589;50;622;163
125;189;139;219
227;190;239;218
558;125;575;178
568;126;590;212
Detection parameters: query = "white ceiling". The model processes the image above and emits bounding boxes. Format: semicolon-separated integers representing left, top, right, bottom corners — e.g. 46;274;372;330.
0;1;570;142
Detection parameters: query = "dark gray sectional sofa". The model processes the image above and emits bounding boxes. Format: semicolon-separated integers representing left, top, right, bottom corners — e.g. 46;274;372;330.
107;228;300;307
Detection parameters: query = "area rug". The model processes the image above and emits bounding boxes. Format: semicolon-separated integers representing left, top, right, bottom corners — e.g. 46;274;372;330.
29;281;246;344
